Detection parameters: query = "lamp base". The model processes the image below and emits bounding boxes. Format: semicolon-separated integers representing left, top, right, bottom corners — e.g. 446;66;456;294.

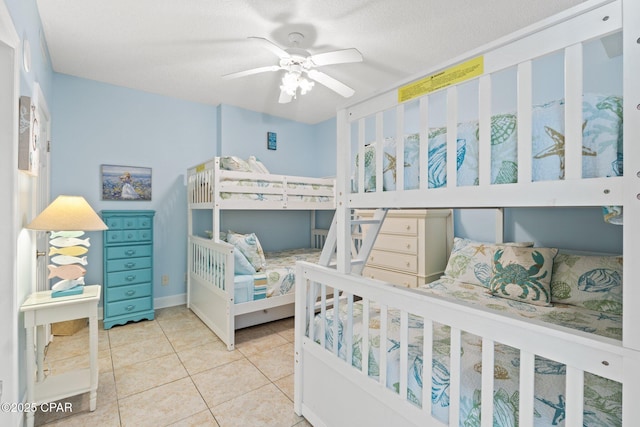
51;285;84;298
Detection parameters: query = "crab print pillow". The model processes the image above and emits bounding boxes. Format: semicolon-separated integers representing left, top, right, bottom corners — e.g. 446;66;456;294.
489;246;558;306
551;253;622;314
443;237;535;288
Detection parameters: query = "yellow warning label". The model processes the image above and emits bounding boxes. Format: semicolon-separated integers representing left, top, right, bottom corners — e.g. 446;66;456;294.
398;56;484;103
195;163;206;173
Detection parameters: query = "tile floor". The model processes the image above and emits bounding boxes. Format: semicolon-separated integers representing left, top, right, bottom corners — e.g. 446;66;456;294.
35;305;311;427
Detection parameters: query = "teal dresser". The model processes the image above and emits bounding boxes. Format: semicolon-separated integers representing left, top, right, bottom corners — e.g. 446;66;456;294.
101;210;155;329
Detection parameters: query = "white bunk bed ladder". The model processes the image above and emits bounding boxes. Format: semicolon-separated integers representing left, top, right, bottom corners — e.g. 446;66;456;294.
318;208;388;273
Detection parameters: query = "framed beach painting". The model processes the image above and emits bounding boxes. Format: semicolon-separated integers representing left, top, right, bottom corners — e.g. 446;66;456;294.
101;164;152;201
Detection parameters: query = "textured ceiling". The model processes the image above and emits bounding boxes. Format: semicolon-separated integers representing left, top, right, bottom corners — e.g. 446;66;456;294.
36;0;585;124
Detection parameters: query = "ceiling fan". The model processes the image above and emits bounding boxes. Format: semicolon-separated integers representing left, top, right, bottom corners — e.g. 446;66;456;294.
222;32;363;104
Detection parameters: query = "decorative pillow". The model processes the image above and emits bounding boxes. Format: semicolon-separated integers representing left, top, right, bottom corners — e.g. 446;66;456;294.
550;253;622;314
220;156;252;172
227;231;267;272
247;156;269;174
489;246;558;306
234;249;256;275
443;237;535;287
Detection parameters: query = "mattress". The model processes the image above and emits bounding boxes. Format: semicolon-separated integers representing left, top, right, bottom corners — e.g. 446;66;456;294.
313;277;622;426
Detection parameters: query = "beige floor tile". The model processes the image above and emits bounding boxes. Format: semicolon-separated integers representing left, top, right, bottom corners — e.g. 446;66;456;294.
167;409;220;427
235;325;289;356
192;358;270;407
163;322;221;352
114;353;188;397
119;377;207;427
211;383;303;427
36;399;120;427
45;333;91;361
158;315;207;333
46;347;113;375
107;319;164;348
177;340;244;375
110;334;174;368
247;342;294;381
155;305;199;321
274;373;295;402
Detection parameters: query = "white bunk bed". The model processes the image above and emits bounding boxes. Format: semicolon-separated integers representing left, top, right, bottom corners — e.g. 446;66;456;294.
294;0;640;426
187;157;335;350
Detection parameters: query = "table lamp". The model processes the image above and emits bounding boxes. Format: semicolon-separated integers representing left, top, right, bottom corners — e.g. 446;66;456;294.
26;195;108;297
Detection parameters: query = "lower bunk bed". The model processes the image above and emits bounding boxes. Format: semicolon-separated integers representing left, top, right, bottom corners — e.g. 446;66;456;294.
294;242;629;427
188;231;325;351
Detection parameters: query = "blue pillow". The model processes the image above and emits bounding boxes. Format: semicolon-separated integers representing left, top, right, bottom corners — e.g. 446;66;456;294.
234;249;256;275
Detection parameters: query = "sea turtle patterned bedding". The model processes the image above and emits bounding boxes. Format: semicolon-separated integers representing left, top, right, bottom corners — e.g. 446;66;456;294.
313;278;622;426
353;93;623;224
263;248;322;298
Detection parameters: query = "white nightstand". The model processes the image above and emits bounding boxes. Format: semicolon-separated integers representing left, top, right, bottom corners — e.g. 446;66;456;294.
20;285;101;427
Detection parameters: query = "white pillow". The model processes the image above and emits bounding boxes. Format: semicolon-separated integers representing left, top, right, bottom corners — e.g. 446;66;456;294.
247;156;269;174
220;156;252;172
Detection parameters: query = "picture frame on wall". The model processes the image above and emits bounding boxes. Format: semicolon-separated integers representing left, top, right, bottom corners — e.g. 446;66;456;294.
101;164;152;201
267;131;277;150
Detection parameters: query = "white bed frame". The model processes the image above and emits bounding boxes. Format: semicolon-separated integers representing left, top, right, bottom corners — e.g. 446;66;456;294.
294;0;640;425
186;157;335;350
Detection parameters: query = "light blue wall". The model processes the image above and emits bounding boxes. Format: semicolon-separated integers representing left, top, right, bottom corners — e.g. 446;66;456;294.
51;74;217;299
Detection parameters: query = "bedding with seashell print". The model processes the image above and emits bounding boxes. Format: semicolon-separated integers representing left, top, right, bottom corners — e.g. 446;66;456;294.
314;277;622;427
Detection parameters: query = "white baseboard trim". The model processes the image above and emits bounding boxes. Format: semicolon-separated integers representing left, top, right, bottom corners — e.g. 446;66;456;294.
97;293;187;321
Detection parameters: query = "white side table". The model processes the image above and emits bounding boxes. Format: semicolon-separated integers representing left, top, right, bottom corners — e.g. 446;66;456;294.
20;285;101;427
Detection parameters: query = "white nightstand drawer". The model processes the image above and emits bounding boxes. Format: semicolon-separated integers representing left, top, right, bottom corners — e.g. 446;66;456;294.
368;249;417;273
373;234;417;254
363;266;419;288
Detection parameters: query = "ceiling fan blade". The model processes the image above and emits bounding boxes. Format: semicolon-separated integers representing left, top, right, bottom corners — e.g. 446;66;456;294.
222;65;280;79
248;37;290;59
307;70;355;98
278;90;293;104
310;48;363;66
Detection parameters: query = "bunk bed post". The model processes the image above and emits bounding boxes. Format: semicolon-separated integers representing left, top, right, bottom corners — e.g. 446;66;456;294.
623;0;640;423
336;108;352;273
494;208;504;244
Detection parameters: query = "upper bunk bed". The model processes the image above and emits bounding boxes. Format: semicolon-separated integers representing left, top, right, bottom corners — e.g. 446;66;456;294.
294;0;640;426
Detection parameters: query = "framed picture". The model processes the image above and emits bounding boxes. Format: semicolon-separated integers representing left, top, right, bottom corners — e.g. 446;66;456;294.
267;132;277;150
101;164;152;201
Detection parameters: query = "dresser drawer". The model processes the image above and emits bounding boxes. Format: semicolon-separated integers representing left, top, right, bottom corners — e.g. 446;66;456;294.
106;245;152;260
381;217;418;235
363;266;419;288
368;249;418;273
107;268;152;286
374;234;418;255
107;257;152;273
104;217;124;230
106;229;152;243
106;283;152;302
106;296;152;318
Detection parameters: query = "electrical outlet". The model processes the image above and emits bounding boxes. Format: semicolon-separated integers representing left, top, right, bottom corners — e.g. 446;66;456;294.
162;275;169;286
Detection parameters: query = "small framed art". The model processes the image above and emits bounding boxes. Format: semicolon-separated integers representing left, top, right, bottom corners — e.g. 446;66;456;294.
101;164;152;201
267;132;277;150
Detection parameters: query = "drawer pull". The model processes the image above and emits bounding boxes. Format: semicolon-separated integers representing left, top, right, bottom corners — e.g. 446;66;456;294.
126;290;136;296
125;249;136;255
406;225;411;230
125;305;135;311
126;275;136;281
125;262;136;268
406;262;411;267
127;234;134;239
126;221;133;227
406;244;411;249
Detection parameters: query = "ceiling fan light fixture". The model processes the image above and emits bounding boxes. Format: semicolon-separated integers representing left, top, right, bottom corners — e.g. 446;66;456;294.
280;71;314;97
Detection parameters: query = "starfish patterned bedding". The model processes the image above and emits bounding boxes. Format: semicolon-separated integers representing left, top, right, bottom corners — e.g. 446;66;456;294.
313;241;623;426
354;94;623;224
